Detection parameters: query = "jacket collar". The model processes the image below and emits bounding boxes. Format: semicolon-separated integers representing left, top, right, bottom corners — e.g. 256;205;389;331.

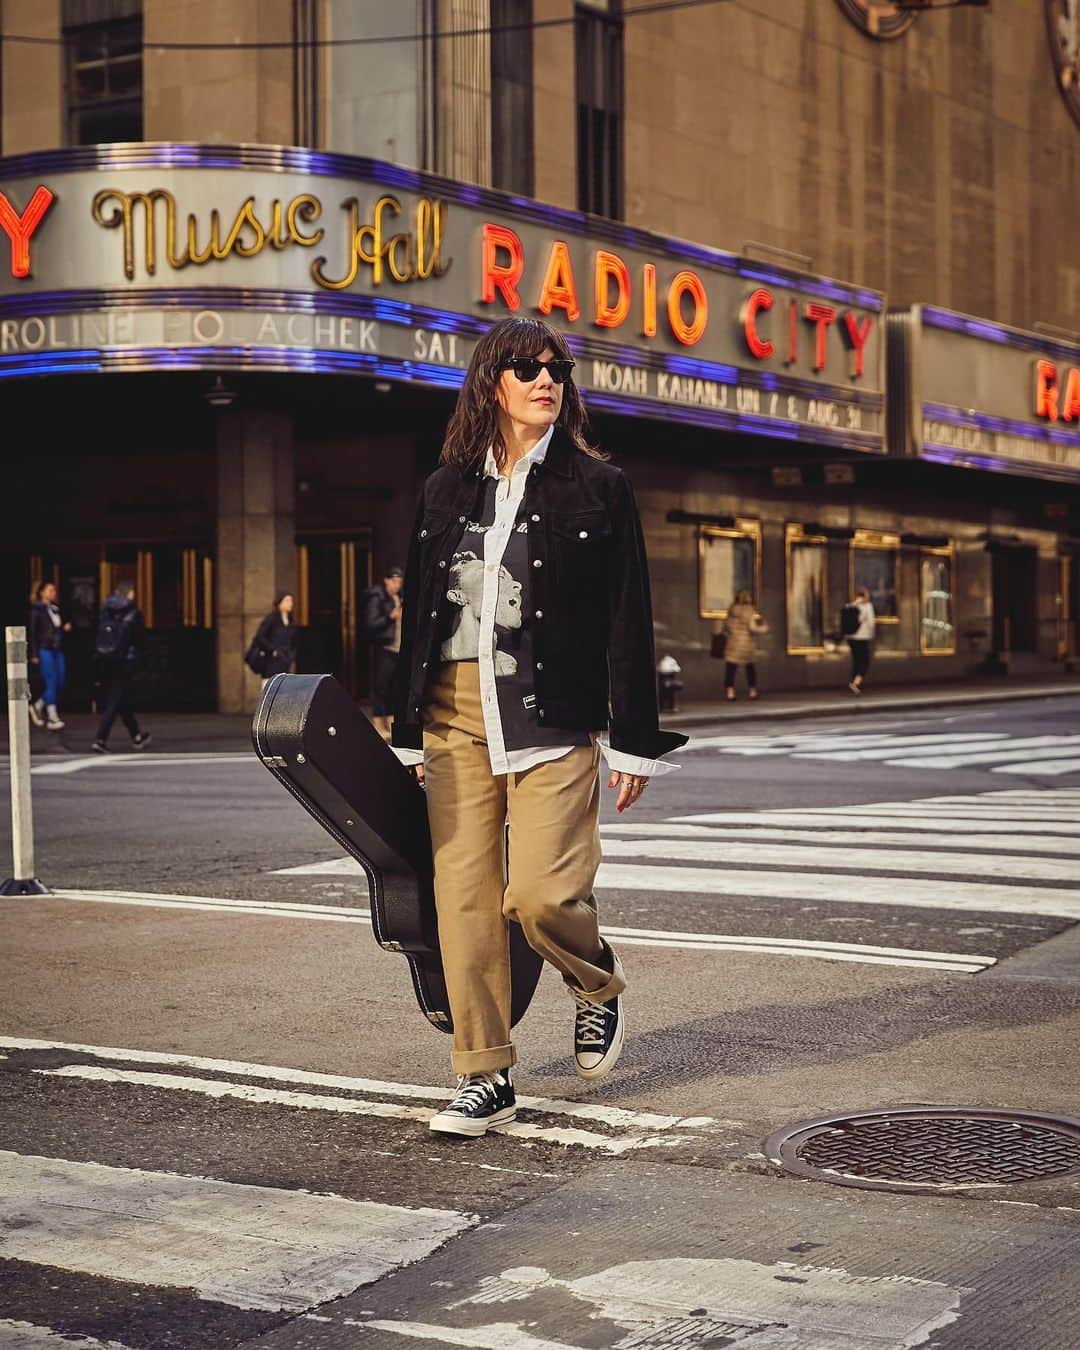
461;424;575;480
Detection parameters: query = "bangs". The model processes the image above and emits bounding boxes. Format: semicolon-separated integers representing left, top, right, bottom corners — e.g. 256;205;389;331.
483;316;572;365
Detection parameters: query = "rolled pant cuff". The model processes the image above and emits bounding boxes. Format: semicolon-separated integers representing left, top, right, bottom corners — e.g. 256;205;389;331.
566;944;626;1004
451;1043;517;1076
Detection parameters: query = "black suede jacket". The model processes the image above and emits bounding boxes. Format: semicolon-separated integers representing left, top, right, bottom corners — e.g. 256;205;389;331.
390;430;688;762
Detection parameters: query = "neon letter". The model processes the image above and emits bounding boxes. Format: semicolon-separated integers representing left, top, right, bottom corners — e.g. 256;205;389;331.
741;287;774;360
842;311;873;379
537;240;580;322
0;185;55;279
1035;360;1059;421
667;270;708;346
1063;367;1080;423
804;302;836;372
642;264;657;338
594;249;631;329
480;222;523;310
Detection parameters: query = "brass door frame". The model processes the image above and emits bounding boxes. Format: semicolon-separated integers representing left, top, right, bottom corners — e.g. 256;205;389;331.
296;531;374;697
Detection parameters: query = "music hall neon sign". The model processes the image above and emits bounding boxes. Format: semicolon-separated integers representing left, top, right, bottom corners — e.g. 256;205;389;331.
1034;359;1080;423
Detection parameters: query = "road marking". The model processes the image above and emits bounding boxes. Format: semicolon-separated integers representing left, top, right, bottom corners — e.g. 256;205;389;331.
888;743;1080;770
30;752;254;777
672;811;1080;835
0;1324;133;1349
0;1149;472;1312
602;821;1080;856
996;758;1080;776
30;1066;663;1153
0;1037;698;1133
370;1256;966;1349
595;864;1080;918
36;891;990;971
799;735;1080;764
678;732;1008;756
600;836;1077;882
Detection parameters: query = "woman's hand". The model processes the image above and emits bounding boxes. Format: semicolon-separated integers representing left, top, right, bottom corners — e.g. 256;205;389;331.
413;763;426;786
607;770;648;813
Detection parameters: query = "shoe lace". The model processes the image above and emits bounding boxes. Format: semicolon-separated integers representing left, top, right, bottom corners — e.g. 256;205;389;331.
448;1072;503;1111
574;992;611;1048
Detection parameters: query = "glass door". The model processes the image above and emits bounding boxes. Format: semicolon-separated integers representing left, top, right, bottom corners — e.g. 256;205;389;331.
296;533;373;698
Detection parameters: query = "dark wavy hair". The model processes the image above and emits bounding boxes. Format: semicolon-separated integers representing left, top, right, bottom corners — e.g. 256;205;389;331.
441;316;606;472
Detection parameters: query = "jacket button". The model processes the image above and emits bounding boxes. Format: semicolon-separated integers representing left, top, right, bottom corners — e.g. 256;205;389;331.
419;529;427;537
531;514;540;522
422;660;428;669
533;559;543;568
536;661;543;671
430;610;438;618
538;709;545;718
534;609;543;619
438;560;446;568
579;530;589;539
459;515;466;522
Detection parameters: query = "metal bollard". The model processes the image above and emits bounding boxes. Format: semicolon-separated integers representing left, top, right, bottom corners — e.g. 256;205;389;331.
1;626;49;895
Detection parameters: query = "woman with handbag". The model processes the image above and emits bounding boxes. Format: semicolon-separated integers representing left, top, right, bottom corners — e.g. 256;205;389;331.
719;589;767;701
248;592;297;681
391;315;687;1137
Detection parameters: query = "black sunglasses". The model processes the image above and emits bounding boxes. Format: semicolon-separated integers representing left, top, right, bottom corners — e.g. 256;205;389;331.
496;357;575;385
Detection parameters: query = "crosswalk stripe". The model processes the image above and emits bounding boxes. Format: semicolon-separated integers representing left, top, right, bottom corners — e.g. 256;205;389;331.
795;736;1080;764
0;1149;472;1312
602;821;1080;855
671;811;1080;835
0;1037;692;1132
599;837;1076;882
888;743;1080;770
30;1067;656;1153
995;758;1080;776
30;753;254;777
594;863;1080;919
698;733;1009;758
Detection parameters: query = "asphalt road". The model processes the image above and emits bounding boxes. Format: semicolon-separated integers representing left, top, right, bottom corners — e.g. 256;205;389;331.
1;694;1079;1349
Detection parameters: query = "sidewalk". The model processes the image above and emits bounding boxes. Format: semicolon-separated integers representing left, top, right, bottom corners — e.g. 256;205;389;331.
9;674;1079;755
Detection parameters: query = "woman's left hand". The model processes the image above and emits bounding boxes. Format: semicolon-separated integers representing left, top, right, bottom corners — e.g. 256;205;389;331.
608;771;648;813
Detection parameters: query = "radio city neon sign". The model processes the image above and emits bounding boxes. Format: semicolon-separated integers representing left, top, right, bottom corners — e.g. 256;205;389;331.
0;186;55;278
479;225;874;375
1035;359;1080;422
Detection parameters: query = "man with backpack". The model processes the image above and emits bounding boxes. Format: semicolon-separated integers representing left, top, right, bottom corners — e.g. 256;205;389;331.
91;582;152;753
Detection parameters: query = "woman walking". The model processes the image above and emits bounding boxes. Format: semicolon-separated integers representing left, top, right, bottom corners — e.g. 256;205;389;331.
252;592;298;680
721;589;766;701
28;580;71;731
847;585;876;694
391;315;686;1137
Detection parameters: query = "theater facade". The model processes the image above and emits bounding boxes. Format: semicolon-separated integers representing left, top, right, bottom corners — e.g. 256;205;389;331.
2;143;1077;711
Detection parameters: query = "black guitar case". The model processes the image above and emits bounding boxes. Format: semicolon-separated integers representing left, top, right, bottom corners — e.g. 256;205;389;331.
252;671;543;1033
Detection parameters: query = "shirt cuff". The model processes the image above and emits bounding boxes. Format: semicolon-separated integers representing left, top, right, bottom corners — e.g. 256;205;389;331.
597;739;680;777
390;746;424;767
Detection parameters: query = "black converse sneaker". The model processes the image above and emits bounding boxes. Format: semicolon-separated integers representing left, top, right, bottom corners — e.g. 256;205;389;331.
573;989;624;1079
429;1070;516;1137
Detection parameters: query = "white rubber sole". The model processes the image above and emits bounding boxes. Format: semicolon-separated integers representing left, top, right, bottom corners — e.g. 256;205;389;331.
573;999;625;1081
428;1104;517;1138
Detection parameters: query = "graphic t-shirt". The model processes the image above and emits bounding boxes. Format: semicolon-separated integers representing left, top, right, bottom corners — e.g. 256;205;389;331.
437;475;589;754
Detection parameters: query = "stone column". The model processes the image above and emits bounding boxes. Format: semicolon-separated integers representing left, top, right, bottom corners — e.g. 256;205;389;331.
216;410;295;714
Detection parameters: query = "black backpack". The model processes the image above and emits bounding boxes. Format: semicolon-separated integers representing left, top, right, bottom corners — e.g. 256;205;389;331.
841;602;861;637
95;607;133;660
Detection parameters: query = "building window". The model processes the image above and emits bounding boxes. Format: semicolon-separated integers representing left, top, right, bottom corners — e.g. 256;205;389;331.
921;546;955;654
850;530;900;621
64;1;143;146
786;524;827;652
698;521;761;618
491;0;533;195
575;0;623;218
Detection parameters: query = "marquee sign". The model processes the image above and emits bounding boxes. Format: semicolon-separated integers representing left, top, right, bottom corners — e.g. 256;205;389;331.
887;305;1080;482
0;144;884;451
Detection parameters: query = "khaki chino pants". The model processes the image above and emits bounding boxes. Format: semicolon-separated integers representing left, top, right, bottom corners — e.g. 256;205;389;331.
423;661;625;1075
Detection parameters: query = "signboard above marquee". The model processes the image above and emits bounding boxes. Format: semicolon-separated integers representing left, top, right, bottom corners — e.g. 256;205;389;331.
0;143;884;452
887;304;1080;483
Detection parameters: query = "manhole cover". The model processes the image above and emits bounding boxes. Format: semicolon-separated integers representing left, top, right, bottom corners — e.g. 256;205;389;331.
763;1106;1080;1195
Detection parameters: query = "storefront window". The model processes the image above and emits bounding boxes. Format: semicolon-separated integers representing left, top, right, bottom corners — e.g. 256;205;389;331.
851;532;899;619
786;526;827;652
698;521;760;617
921;549;955;653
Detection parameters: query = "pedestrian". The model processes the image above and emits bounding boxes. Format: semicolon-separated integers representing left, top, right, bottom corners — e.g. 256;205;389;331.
27;580;72;731
391;315;687;1138
845;585;876;694
249;592;298;682
720;589;767;701
361;567;404;741
91;581;152;753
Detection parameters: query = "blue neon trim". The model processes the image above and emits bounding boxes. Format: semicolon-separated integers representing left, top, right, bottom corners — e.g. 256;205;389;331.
923;401;1080;450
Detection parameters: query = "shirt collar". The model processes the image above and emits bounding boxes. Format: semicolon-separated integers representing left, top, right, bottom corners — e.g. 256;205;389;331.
483;423;555;479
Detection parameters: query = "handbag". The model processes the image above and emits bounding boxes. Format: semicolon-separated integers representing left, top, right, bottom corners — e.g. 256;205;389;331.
710;631;727;660
244;637;270;676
